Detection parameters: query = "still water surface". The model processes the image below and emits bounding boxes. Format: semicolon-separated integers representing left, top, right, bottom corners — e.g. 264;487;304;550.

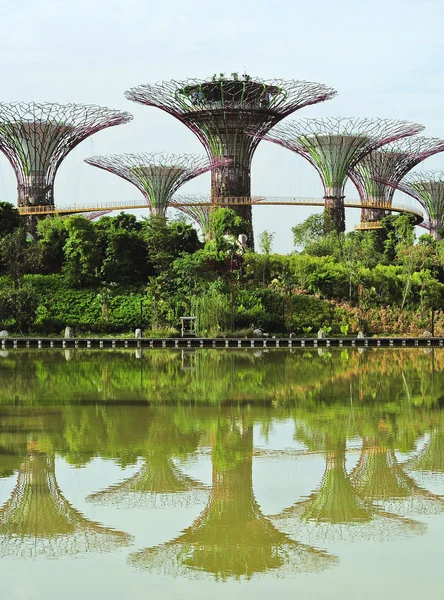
1;348;444;599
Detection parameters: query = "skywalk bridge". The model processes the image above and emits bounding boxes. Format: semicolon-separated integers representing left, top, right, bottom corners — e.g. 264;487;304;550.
17;196;424;226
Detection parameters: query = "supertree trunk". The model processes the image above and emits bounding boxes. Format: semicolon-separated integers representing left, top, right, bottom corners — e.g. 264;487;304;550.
324;188;345;233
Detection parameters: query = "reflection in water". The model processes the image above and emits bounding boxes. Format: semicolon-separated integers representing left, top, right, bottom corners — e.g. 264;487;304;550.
351;435;444;517
128;416;338;580
273;412;426;542
407;413;444;485
0;347;444;406
0;443;133;558
87;410;207;508
1;349;444;580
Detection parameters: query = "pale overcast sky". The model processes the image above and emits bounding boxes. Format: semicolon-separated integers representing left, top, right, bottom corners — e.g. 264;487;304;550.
0;0;443;252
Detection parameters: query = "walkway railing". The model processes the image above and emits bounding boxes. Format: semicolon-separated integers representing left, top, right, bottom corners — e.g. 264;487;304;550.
17;196;424;224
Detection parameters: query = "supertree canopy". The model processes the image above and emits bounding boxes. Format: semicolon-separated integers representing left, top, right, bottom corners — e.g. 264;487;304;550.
387;171;444;240
85;153;225;216
257;117;424;232
350;137;444;226
125;75;337;241
171;194;212;238
0;102;132;220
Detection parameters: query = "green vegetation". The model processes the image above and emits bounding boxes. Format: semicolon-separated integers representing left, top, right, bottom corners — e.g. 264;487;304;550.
1;203;444;335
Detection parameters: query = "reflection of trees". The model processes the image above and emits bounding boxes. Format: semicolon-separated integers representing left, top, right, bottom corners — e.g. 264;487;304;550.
86;410;206;508
0;445;133;559
272;410;427;542
128;416;338;580
2;347;444;408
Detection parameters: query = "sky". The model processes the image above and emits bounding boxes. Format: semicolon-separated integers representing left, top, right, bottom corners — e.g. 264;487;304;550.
0;0;444;252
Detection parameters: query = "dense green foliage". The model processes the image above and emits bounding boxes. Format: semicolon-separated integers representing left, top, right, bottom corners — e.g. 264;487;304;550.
1;203;444;334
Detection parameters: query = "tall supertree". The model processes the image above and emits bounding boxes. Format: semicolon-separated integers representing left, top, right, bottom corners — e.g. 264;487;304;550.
350;137;444;227
171;194;212;238
257;117;424;232
85;153;225;217
385;171;444;239
0;102;132;232
125;75;337;243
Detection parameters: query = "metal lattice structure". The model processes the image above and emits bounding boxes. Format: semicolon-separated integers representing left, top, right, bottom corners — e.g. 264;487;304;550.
0;102;132;230
171;194;212;237
388;171;444;239
85;153;226;216
350;137;444;227
125;76;337;240
257;117;424;232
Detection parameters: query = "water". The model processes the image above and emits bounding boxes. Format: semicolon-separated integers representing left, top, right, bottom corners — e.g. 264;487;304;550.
1;348;444;599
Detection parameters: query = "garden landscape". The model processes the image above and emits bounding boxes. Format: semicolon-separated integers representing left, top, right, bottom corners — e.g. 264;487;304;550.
2;0;444;599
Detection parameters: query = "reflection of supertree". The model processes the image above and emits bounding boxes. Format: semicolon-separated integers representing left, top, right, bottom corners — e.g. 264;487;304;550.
128;418;337;580
385;171;444;239
87;411;206;508
351;437;444;517
257;117;423;232
0;102;132;232
125;76;336;239
350;137;444;226
0;448;133;558
171;194;212;238
407;414;444;485
85;153;226;216
273;424;425;542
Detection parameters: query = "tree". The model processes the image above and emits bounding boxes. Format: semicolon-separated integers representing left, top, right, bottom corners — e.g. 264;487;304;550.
0;202;21;237
0;227;41;283
292;214;328;250
258;231;274;255
142;215;202;274
36;216;68;273
0;282;38;331
381;214;415;263
209;208;249;254
62;216;100;286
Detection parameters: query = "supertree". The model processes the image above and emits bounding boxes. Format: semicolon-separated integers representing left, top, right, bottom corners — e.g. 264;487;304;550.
257;117;424;232
384;171;444;239
170;194;212;238
0;446;133;559
0;102;132;232
125;75;337;243
350;137;444;227
85;152;225;217
128;416;338;580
